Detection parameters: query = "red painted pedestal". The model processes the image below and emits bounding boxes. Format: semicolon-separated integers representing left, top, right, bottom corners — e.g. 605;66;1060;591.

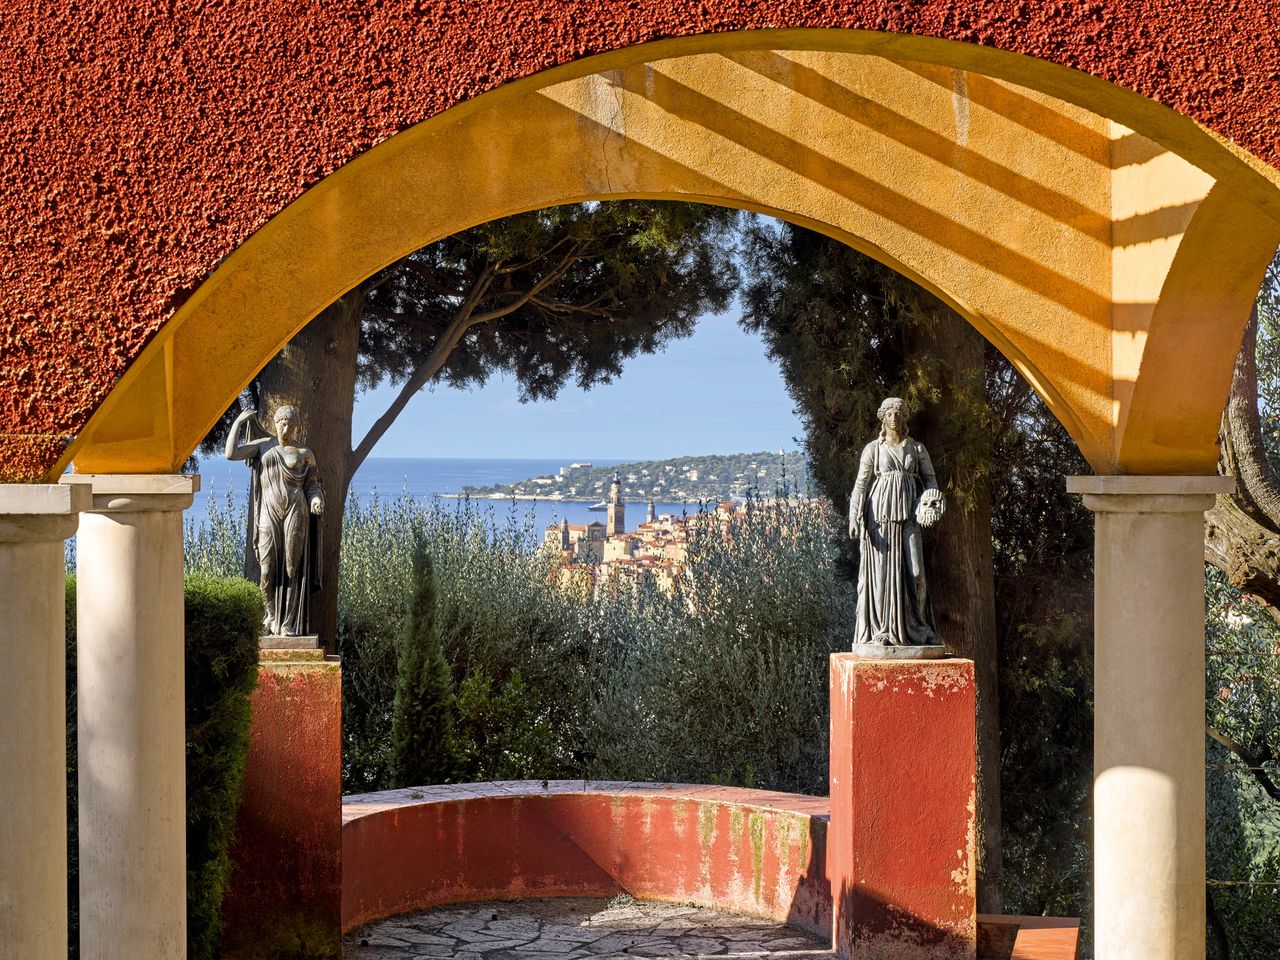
828;654;977;960
222;649;343;959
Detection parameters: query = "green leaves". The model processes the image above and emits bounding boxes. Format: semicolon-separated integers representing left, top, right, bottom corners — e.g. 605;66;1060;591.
358;201;741;402
1205;567;1280;959
390;545;457;789
330;489;848;796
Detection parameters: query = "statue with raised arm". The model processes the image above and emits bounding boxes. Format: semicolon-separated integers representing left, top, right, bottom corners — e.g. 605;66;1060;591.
848;397;945;654
225;404;324;637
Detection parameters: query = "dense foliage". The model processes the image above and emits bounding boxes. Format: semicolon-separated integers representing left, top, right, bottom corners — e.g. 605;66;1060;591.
1203;253;1280;959
188;490;850;796
390;546;455;788
739;216;1093;916
196;201;744;649
1204;569;1280;960
65;575;260;960
182;576;265;960
987;357;1095;922
739;219;999;519
1253;257;1280;466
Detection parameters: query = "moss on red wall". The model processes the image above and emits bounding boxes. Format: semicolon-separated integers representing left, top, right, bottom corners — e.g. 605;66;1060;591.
4;1;1279;479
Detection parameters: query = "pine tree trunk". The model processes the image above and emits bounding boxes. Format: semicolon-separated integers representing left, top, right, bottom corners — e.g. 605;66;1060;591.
258;293;361;652
1206;307;1280;612
909;311;1005;913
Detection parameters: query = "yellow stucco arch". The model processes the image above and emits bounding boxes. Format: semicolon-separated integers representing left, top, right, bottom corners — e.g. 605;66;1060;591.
67;31;1280;477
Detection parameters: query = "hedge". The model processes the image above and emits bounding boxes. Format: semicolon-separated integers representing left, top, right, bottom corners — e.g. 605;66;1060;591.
66;574;261;960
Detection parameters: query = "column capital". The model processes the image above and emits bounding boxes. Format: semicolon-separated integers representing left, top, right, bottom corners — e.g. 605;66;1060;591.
1066;474;1234;513
60;474;199;513
0;483;92;542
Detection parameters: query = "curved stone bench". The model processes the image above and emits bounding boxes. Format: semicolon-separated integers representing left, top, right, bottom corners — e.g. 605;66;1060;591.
341;781;832;938
341;781;1081;960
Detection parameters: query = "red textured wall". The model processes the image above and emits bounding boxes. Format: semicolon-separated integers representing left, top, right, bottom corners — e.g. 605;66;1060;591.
4;1;1280;479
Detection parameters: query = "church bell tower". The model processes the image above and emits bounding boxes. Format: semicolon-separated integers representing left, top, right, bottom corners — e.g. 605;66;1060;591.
607;471;625;537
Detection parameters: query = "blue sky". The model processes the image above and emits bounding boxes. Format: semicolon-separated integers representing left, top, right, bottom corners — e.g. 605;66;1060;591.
350;309;805;460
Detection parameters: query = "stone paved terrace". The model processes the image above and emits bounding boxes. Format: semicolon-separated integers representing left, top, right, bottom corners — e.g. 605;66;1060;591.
345;895;832;960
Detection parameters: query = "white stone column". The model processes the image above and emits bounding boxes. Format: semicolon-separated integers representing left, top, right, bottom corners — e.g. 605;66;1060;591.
63;474;197;960
0;483;91;959
1067;475;1233;960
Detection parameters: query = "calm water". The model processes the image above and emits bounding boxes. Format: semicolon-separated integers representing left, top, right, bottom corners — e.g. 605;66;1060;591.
192;456;704;532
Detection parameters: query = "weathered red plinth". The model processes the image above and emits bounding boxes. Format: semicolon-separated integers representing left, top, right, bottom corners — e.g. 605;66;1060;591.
828;654;977;960
222;649;342;959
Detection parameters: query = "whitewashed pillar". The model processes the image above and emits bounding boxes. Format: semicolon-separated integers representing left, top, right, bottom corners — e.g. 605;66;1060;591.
1068;475;1233;960
0;483;91;959
63;474;197;960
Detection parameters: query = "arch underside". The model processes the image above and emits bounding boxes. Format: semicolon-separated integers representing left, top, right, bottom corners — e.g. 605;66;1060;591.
67;35;1280;478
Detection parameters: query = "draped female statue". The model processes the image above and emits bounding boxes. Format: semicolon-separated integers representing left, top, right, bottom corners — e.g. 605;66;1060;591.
225;405;324;637
848;397;945;651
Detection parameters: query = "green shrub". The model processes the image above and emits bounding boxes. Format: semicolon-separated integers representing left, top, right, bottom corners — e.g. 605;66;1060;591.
583;500;847;793
453;668;567;782
183;575;263;960
184;483;249;579
1204;567;1280;960
339;494;590;789
391;547;456;787
65;574;261;960
335;491;848;794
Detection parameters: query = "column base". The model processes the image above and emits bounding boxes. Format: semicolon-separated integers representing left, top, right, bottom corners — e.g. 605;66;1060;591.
260;633;320;650
850;643;947;660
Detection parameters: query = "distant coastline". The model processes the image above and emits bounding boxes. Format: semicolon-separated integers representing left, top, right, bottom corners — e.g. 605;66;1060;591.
189;454;807;534
445;450;809;504
437;492;698;503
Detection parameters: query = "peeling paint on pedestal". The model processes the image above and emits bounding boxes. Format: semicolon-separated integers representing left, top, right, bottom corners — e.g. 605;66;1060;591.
828;654;978;960
222;655;343;959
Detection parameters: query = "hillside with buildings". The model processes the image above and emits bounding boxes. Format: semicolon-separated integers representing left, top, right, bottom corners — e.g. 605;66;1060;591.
542;472;821;597
452;450;809;503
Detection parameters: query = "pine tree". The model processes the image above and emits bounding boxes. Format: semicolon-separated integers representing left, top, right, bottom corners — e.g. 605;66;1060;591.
390;543;456;788
199;201;741;650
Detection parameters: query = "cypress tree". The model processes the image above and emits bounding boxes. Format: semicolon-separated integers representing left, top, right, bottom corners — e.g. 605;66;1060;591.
390;543;456;788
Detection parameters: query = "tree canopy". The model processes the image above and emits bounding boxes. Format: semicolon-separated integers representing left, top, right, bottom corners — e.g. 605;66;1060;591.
200;200;742;647
739;215;1095;916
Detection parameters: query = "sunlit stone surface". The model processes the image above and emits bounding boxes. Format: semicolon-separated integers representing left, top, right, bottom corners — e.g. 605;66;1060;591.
345;896;831;960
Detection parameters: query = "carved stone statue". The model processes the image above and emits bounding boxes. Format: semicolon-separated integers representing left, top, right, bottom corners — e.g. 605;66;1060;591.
225;405;324;637
848;397;945;654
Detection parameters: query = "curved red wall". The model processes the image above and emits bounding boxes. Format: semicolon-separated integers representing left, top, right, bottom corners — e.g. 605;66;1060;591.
341;782;832;936
4;1;1280;478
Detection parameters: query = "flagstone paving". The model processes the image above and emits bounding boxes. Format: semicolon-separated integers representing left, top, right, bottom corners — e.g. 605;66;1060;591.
345;895;833;960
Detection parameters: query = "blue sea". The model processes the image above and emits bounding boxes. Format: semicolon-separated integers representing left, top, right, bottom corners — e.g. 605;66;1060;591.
191;456;705;532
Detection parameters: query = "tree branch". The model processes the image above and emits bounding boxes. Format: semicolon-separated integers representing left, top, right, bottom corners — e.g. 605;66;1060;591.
527;295;613;317
494;234;576;274
401;259;466;299
468;246;582;325
1206;723;1280;804
350;244;583;471
350;265;498;470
